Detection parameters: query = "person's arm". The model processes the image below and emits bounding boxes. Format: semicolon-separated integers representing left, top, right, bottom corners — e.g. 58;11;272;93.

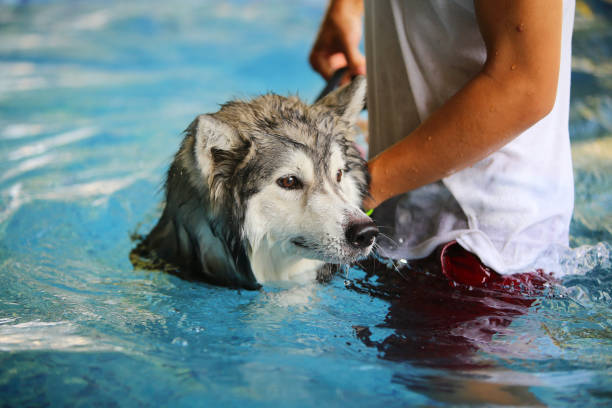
309;0;365;80
363;0;563;210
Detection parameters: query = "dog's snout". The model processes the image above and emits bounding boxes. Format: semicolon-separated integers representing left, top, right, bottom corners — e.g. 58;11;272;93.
345;220;378;249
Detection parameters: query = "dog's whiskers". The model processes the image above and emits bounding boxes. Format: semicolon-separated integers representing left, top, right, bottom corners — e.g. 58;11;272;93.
371;242;410;282
373;224;395;232
376;232;401;248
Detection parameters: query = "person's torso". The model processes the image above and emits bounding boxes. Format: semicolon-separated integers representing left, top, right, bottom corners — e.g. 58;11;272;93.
364;0;575;273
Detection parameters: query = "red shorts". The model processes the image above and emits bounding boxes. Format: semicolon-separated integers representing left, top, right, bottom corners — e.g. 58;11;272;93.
349;241;557;366
439;241;555;295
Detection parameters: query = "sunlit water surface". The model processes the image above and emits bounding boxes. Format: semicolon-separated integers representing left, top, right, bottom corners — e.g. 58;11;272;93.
1;0;611;406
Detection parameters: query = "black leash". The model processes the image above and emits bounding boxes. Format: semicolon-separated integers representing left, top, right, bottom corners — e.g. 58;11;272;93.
314;67;367;111
314;67;349;102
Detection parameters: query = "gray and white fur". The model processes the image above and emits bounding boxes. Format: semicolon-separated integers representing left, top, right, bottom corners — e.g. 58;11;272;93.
133;76;377;289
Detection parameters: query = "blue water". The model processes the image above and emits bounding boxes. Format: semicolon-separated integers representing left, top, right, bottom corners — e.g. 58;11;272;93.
1;0;611;406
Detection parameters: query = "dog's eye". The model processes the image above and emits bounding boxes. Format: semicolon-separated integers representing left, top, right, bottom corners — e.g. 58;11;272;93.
336;169;343;183
277;175;303;190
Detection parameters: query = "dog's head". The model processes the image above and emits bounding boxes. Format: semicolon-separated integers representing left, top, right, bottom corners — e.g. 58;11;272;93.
188;77;376;266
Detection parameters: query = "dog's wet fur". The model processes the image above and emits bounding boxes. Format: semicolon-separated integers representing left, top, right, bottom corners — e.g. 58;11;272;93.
131;77;377;289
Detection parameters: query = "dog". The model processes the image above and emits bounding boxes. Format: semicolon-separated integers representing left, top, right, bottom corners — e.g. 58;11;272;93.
131;76;377;289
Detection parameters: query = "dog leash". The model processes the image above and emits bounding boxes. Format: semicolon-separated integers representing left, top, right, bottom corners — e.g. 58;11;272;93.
314;67;349;102
314;67;367;111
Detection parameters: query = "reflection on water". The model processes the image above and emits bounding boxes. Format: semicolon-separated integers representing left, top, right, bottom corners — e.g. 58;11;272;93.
1;0;612;406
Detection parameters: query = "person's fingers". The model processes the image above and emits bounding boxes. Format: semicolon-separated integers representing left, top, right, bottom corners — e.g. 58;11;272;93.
310;50;348;80
342;40;366;77
310;50;333;80
332;48;365;85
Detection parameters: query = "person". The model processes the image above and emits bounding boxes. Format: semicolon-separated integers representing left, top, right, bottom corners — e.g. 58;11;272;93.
310;0;575;287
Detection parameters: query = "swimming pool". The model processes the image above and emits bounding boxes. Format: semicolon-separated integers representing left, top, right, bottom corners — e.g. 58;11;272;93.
1;0;611;406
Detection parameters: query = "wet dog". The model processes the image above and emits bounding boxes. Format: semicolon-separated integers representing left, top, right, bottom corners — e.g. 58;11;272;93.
132;77;377;289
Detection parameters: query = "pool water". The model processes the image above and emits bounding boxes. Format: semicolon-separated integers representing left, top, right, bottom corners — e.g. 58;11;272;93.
1;0;611;406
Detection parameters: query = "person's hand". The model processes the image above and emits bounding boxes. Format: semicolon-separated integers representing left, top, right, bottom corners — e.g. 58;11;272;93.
309;0;365;81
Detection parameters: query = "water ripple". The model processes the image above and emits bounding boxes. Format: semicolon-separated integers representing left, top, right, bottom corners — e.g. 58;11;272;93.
0;321;119;352
7;127;96;161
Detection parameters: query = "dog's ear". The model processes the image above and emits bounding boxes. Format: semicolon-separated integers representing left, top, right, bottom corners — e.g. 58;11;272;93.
189;114;251;204
189;113;244;175
315;75;366;124
190;114;237;158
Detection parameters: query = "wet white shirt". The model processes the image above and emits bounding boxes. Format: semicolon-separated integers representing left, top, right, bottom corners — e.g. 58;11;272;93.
364;0;575;274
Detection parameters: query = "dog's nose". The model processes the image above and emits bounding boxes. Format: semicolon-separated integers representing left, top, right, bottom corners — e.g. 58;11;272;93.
345;220;379;249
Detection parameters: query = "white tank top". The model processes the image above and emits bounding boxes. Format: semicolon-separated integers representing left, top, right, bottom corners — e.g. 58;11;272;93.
364;0;575;274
